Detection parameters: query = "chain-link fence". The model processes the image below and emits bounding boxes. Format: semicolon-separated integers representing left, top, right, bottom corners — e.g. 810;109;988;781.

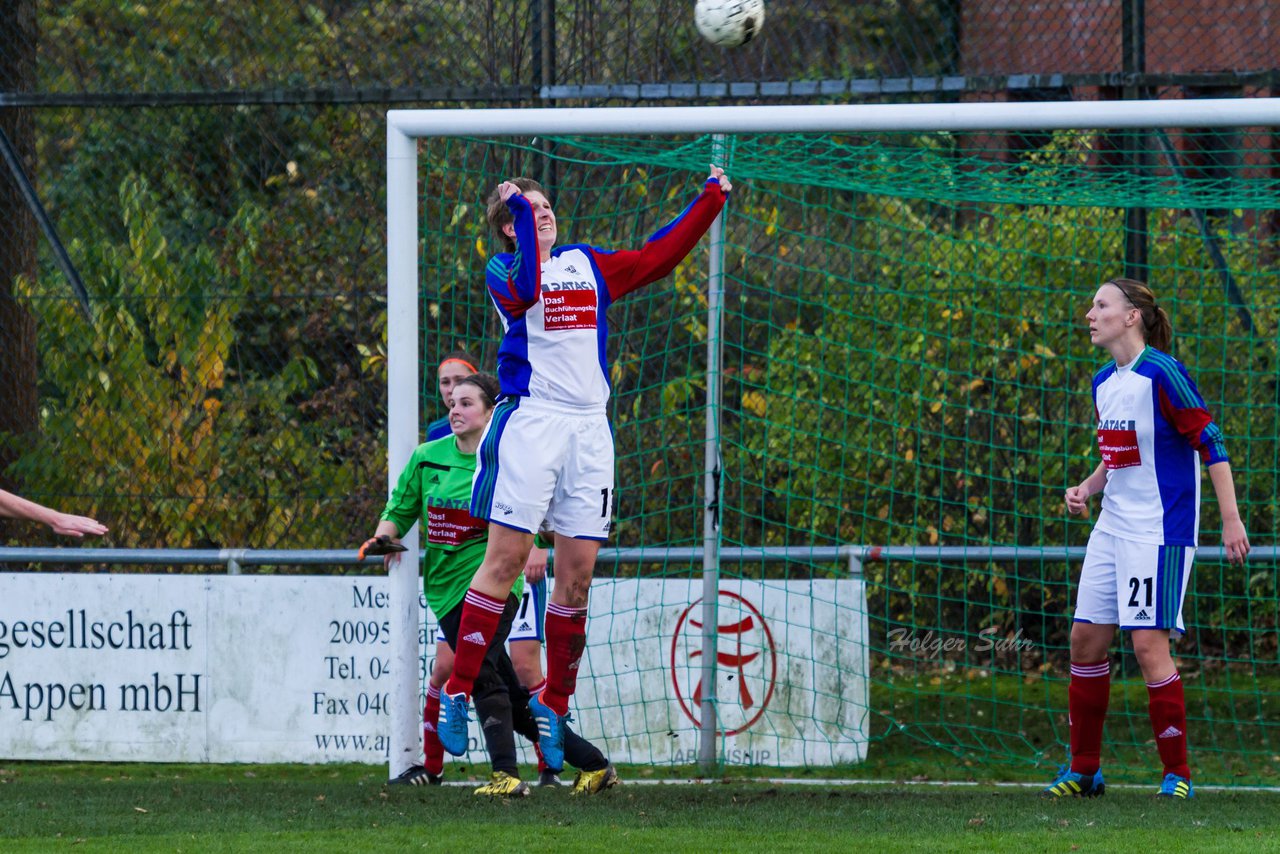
0;1;1275;552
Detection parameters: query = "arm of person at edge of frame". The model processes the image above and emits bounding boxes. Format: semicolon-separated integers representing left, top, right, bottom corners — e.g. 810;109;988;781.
589;165;732;301
0;488;108;537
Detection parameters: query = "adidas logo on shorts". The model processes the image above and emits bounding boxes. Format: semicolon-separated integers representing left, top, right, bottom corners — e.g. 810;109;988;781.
517;622;531;631
1133;609;1151;621
462;631;487;645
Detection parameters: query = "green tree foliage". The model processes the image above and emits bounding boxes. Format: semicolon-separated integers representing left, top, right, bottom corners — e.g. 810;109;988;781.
6;176;368;549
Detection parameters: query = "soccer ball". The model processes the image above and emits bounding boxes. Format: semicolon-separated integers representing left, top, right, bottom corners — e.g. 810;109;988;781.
694;0;766;48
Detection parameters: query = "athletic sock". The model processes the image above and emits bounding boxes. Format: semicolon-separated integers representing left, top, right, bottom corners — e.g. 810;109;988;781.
1147;671;1190;780
541;603;588;716
443;589;506;698
1068;659;1111;775
423;684;443;775
527;680;549;772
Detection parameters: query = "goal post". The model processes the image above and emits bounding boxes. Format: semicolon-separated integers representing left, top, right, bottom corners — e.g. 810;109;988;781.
387;98;1280;781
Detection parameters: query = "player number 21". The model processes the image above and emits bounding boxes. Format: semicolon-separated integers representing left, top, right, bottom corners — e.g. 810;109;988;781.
1128;576;1153;608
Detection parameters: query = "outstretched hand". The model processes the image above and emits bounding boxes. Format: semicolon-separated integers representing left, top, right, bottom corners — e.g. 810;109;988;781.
49;512;108;538
708;164;732;193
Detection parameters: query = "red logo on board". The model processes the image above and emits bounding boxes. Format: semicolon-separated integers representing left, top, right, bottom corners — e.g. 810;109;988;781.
669;591;777;736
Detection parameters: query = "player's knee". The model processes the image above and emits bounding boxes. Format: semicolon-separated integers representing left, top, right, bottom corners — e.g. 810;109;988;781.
1130;631;1172;669
553;574;591;607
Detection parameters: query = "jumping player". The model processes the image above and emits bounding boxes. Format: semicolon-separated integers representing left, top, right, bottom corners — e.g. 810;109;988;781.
437;165;731;768
365;373;617;796
402;349;553;786
1043;277;1249;800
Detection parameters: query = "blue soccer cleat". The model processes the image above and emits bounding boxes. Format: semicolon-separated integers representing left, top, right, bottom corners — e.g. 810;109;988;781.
1041;765;1105;798
1157;773;1194;799
528;691;568;771
437;691;471;757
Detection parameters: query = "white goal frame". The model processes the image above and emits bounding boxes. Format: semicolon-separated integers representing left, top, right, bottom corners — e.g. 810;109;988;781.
385;97;1280;776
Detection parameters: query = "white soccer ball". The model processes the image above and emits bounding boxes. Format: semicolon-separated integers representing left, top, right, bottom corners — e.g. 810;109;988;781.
694;0;766;48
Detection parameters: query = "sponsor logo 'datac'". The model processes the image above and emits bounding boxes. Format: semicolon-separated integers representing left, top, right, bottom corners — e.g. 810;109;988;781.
670;591;777;736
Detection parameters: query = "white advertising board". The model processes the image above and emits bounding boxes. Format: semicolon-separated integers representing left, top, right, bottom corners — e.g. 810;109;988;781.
0;573;866;766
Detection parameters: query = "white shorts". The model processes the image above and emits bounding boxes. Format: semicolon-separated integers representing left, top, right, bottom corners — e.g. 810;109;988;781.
471;396;614;540
1074;529;1194;634
507;577;547;644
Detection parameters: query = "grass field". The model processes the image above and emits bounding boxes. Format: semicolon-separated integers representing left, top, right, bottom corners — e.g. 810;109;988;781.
3;762;1278;853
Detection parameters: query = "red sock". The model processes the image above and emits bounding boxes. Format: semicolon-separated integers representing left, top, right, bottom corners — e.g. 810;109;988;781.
443;589;506;698
1068;659;1111;775
1147;671;1190;779
534;742;548;774
423;684;443;775
527;680;548;772
542;603;587;716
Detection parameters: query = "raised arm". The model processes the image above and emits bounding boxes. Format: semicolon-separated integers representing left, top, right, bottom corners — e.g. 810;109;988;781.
485;185;543;318
592;166;731;300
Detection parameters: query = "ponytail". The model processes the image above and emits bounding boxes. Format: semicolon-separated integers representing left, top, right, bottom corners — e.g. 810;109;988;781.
1106;277;1172;352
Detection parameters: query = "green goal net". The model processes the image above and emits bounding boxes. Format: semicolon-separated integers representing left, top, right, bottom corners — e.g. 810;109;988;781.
415;121;1280;784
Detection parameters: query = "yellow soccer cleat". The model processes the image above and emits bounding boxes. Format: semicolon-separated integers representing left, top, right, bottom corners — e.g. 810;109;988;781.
473;771;530;798
570;763;620;796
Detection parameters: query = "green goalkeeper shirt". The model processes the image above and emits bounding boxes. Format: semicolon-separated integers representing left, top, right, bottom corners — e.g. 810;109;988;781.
380;435;523;618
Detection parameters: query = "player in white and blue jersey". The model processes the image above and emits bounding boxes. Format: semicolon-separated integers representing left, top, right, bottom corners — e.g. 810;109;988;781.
1043;278;1249;801
437;166;730;779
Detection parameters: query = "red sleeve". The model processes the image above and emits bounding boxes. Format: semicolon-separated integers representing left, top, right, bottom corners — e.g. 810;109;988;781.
1157;385;1228;464
591;180;728;301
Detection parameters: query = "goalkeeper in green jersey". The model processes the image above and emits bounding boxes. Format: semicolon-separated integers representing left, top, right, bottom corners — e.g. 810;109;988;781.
363;372;617;797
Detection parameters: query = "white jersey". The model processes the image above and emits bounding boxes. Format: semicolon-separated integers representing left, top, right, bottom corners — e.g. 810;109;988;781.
1090;347;1228;547
484;180;727;407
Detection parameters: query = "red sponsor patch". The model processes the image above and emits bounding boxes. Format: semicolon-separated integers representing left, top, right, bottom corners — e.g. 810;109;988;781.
542;288;598;330
426;505;486;547
1098;428;1141;469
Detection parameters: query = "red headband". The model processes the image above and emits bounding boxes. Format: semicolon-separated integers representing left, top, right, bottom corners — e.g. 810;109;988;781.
439;358;478;374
